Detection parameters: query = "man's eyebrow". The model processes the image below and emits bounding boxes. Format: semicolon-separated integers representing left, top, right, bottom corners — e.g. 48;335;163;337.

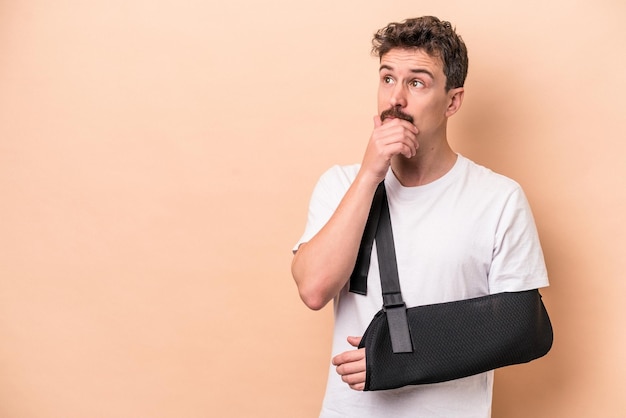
379;65;434;79
410;68;434;79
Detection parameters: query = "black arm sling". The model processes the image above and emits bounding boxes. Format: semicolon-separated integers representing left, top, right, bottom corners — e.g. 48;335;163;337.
349;182;553;391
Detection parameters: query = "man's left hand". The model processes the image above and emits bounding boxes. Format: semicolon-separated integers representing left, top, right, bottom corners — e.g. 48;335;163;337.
332;336;366;391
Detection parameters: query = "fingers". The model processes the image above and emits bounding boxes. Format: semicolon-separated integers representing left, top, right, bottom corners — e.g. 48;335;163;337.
388;120;419;158
361;116;419;184
332;346;364;367
347;335;362;347
350;382;366;391
334;355;366;391
335;357;364;377
372;118;419;159
342;371;366;391
332;337;367;391
373;114;382;128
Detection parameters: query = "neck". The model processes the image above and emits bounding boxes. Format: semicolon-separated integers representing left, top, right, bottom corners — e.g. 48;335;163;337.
390;141;457;187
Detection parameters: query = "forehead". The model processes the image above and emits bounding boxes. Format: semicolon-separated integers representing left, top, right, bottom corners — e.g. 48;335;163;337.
379;48;444;75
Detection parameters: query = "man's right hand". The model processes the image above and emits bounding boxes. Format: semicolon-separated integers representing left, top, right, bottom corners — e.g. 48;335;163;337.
291;115;418;311
360;115;419;184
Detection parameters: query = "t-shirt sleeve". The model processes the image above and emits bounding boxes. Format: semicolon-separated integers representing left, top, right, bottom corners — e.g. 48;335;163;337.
292;165;357;253
488;186;550;293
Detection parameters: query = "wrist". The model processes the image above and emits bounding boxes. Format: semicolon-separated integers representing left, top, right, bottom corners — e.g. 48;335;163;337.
356;166;387;189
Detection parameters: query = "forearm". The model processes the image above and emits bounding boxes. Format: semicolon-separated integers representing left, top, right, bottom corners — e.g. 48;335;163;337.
292;172;380;310
293;116;418;310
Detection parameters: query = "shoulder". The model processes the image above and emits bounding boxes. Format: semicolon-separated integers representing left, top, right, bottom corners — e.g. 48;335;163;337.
312;163;361;196
305;163;361;211
460;155;524;196
318;163;361;184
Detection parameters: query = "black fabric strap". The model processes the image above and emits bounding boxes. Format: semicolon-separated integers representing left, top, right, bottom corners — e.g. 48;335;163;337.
376;186;413;353
349;182;385;295
350;182;413;353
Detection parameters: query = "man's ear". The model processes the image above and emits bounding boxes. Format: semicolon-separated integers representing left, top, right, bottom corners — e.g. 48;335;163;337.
445;87;465;117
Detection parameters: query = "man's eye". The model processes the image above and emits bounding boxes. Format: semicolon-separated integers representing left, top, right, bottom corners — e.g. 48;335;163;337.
383;76;394;84
410;80;424;88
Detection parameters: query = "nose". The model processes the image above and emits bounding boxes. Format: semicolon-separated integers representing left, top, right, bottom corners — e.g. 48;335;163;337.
389;84;407;108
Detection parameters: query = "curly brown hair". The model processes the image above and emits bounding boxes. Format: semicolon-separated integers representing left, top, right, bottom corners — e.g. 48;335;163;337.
372;16;468;91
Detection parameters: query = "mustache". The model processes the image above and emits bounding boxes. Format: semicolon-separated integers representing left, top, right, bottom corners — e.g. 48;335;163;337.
380;107;414;124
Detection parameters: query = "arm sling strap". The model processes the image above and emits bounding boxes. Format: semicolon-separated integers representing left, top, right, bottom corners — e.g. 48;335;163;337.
349;182;553;391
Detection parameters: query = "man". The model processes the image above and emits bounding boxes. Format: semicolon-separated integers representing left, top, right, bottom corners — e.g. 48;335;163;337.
292;16;548;417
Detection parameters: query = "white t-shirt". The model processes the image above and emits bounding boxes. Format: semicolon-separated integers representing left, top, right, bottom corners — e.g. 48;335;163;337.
294;155;549;418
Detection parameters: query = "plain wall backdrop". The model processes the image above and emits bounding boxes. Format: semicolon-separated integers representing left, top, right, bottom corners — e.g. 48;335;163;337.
1;1;625;417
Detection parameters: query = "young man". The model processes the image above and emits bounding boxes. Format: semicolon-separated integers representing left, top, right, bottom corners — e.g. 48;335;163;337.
292;16;548;417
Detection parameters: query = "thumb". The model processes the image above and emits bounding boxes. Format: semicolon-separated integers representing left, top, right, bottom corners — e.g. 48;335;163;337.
347;336;363;348
373;115;382;128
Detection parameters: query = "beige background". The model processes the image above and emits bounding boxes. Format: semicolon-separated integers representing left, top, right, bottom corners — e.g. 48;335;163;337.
1;1;625;417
